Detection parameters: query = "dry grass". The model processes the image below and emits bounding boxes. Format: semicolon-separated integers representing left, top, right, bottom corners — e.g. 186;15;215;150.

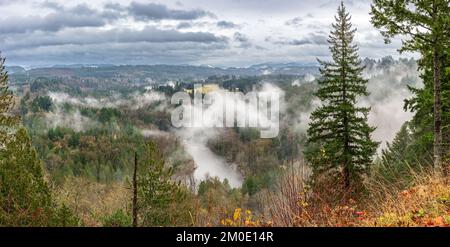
264;163;449;227
52;165;449;227
265;162;311;226
52;177;130;226
362;169;449;226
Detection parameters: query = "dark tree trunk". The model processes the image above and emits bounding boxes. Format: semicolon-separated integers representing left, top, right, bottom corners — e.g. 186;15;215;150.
433;48;442;174
132;151;138;227
342;45;351;193
343;165;350;191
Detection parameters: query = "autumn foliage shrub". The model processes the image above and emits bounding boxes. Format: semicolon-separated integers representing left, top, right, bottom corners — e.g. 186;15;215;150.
262;162;449;227
362;166;449;227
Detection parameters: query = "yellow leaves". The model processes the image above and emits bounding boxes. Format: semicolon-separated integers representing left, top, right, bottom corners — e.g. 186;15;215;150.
233;208;241;221
371;207;450;227
217;172;450;227
220;208;242;227
367;178;450;227
373;212;411;227
320;148;328;159
299;201;309;208
220;208;265;227
220;219;234;226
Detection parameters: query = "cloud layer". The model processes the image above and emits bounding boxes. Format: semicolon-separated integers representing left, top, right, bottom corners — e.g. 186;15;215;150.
0;0;413;67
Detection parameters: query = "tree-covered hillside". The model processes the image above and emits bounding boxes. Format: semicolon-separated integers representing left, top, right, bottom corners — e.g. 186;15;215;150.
0;1;448;227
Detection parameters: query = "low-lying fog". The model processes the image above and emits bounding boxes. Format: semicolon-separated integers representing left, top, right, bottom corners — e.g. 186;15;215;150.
44;58;421;187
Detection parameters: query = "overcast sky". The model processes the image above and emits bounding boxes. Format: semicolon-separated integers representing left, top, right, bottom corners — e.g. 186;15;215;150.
0;0;415;67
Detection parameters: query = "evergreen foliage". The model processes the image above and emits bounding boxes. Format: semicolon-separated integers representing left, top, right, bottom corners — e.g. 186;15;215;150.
371;0;450;172
137;141;185;226
306;3;379;190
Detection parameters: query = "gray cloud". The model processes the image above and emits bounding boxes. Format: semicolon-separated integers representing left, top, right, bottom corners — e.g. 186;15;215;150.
285;13;314;27
128;2;214;21
0;2;216;35
177;22;193;29
0;4;115;34
217;20;239;29
39;1;63;10
7;41;230;66
234;32;248;43
273;33;328;46
233;32;251;48
0;0;23;5
104;2;125;11
285;17;303;26
3;27;228;50
0;0;407;67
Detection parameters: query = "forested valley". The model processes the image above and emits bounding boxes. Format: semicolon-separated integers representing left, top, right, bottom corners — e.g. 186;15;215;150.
0;1;449;227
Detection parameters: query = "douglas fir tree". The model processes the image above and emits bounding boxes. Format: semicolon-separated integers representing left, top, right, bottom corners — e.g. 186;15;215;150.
0;52;78;226
306;2;379;192
371;0;450;173
0;53;18;145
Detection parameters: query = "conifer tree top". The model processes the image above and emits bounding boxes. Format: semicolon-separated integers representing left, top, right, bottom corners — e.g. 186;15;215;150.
306;2;378;191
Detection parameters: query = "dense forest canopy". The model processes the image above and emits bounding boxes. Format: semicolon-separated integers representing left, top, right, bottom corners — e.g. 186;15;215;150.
0;1;448;227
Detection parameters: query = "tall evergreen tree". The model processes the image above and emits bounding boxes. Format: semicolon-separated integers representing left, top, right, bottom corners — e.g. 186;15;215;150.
371;0;450;173
0;128;53;226
0;128;79;226
0;53;19;146
381;122;413;167
306;2;379;191
137;141;185;226
403;51;449;168
0;52;52;225
0;52;77;226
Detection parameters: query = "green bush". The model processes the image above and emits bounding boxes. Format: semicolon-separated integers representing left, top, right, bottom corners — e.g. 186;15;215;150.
101;209;132;227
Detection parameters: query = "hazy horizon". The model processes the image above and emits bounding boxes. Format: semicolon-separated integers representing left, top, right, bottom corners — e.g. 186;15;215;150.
6;56;415;70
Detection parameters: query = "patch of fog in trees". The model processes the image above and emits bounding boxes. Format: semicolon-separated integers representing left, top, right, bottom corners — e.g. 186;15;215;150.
140;119;244;188
363;59;421;151
289;98;321;135
292;73;316;86
45;90;166;131
179;131;243;188
172;83;285;188
289;58;421;152
45;108;95;132
42;59;421;185
48;91;166;110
